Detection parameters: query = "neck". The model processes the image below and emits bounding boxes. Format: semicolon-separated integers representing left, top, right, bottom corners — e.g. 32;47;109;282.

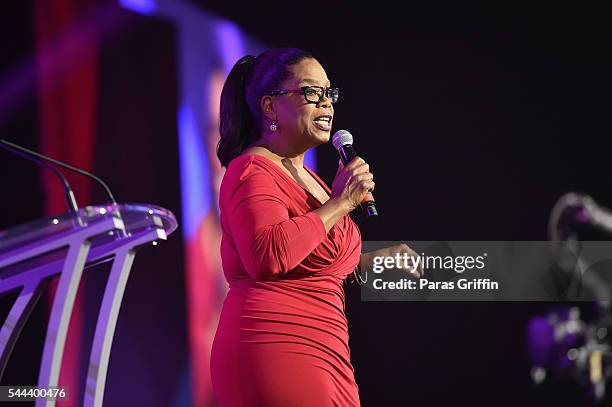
247;134;307;168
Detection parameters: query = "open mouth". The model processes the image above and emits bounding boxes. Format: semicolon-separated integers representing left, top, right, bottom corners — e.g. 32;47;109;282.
313;115;332;131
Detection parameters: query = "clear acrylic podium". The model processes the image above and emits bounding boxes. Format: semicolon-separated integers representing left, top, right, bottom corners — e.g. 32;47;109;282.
0;203;178;406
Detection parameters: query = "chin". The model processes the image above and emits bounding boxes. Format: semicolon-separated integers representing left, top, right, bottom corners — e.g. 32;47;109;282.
312;133;330;147
304;129;330;147
316;127;331;139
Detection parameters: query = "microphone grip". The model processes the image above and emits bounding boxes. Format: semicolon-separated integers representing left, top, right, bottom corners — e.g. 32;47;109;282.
338;144;357;165
338;145;379;218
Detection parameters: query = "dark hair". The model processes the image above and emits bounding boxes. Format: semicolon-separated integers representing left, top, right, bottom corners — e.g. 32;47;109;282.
217;47;314;167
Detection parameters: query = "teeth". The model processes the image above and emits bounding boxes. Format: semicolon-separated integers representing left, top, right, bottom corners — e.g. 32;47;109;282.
314;117;331;123
314;121;331;130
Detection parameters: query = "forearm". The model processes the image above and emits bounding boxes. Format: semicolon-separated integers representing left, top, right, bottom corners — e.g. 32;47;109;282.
313;198;351;233
359;252;366;270
359;251;374;270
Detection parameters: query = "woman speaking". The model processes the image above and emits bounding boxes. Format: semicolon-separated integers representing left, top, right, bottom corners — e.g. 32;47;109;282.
210;47;418;406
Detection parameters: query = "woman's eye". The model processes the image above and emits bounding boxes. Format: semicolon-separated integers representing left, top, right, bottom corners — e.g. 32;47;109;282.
305;88;319;96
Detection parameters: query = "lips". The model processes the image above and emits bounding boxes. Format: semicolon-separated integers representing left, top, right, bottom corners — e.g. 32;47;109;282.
313;114;332;131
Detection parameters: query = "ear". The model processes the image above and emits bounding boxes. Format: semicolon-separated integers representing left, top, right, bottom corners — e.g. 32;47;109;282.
260;95;276;122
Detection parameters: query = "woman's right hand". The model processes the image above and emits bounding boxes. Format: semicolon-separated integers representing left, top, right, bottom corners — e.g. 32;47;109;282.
330;157;375;212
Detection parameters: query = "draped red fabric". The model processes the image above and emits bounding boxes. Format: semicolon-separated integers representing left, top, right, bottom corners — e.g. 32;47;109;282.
211;154;362;406
35;0;98;404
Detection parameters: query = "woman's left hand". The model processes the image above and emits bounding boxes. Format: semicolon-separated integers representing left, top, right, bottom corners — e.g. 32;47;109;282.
361;243;424;278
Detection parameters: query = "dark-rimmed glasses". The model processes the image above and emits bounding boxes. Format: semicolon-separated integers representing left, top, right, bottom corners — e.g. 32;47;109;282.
269;86;339;104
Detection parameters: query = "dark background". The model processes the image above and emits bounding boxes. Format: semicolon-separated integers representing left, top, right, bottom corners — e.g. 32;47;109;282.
1;1;610;405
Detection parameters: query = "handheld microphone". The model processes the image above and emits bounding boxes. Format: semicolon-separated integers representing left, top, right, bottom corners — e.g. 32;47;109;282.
0;139;117;210
332;130;379;218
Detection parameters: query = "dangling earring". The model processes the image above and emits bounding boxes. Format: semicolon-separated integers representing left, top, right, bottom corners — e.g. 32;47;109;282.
269;121;278;132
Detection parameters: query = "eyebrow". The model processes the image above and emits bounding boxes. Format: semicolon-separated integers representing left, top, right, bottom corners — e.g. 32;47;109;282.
300;78;331;86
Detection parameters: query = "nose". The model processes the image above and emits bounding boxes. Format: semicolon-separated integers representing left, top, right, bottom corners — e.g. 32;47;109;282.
318;93;332;108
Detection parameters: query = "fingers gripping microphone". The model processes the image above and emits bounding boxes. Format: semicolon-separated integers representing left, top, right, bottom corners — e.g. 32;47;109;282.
332;130;379;218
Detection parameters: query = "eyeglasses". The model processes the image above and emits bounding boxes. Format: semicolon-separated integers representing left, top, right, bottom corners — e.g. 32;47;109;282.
269;86;339;104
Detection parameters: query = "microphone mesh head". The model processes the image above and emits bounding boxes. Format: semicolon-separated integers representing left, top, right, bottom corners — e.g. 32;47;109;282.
332;130;353;150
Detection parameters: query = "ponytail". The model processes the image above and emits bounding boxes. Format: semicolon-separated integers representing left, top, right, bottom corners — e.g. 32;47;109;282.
217;55;257;167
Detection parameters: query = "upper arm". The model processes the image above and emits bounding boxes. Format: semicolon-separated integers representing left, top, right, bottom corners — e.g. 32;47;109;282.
226;166;326;281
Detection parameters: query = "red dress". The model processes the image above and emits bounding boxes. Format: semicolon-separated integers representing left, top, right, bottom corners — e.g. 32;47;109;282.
210;154;362;406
